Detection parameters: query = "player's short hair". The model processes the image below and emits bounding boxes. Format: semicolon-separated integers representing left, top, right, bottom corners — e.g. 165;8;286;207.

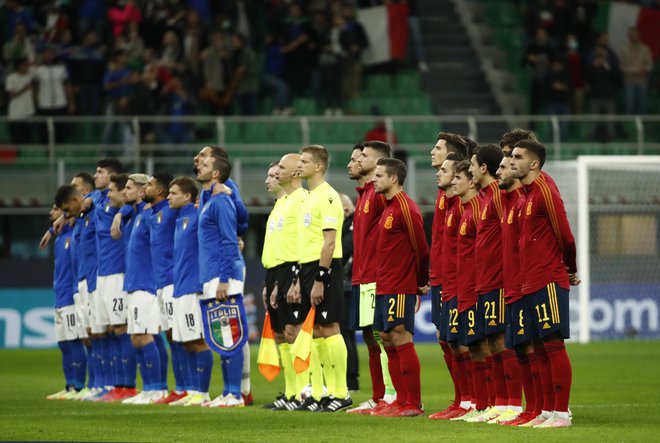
300;145;329;169
500;129;538;150
454;160;473;181
474;144;504;177
446;151;464;163
205;145;229;159
96;158;124;174
128;173;149;185
210;155;232;183
437;132;470;157
352;142;364;152
170;176;198;202
362;140;392;158
109;173;129;191
376;158;407;185
514;140;546;169
73;172;95;191
54;185;80;208
462;136;477;158
151;172;174;195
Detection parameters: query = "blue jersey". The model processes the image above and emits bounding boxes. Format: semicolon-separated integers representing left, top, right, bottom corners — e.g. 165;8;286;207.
124;204;156;294
70;221;81;283
95;189;125;276
149;199;177;289
54;224;75;308
198;179;248;236
198;193;244;285
173;203;202;297
77;191;100;292
120;202;142;252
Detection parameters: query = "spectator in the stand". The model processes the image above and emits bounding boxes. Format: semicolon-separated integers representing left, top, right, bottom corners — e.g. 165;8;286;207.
78;0;107;37
550;0;572;43
565;34;584;113
160;30;185;74
159;77;196;147
198;31;231;115
126;67;161;144
141;47;173;86
115;22;144;69
141;2;174;49
341;4;369;101
318;14;346;117
69;31;105;115
226;33;259;115
407;0;428;72
5;57;34;144
281;4;311;96
101;50;134;145
620;27;652;114
307;12;329;109
3;0;35;40
386;0;409;72
108;0;142;38
226;0;253;44
187;0;212;26
42;4;69;43
585;32;620;71
262;33;292;115
180;9;206;90
364;115;398;144
3;22;36;71
541;58;571;140
34;46;75;143
584;45;621;142
522;27;555;116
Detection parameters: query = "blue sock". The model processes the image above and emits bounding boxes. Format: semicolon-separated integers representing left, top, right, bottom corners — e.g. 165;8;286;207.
187;350;198;392
71;339;87;390
118;333;136;388
153;334;169;391
96;338;108;388
225;351;244;398
85;344;95;388
91;340;103;388
197;350;213;394
136;346;150;391
170;341;185;393
109;334;121;387
141;341;161;392
58;341;74;387
102;336;114;388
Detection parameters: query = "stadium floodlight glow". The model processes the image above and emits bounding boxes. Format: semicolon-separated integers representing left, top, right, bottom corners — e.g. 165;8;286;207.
576;156;660;343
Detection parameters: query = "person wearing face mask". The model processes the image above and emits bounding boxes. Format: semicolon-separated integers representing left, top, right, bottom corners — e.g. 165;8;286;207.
564;35;584;114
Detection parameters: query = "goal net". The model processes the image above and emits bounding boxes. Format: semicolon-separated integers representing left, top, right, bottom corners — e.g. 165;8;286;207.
576;156;660;343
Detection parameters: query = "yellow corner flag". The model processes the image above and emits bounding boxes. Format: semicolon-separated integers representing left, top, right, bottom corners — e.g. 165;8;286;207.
291;306;316;374
257;312;280;382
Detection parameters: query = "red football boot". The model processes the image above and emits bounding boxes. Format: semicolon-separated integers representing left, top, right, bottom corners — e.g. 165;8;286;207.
370;401;399;416
391;404;425;417
242;392;254;406
96;387;122;403
429;404;458;420
153;391;187;405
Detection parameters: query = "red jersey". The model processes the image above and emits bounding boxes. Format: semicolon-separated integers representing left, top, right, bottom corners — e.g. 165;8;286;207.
376;191;429;295
354;181;386;284
457;195;481;313
501;188;526;303
351;186;364;285
520;173;577;294
429;189;447;286
475;182;505;294
440;195;462;302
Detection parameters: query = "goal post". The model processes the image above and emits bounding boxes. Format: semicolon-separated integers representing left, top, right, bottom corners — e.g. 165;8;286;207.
576;156;660;343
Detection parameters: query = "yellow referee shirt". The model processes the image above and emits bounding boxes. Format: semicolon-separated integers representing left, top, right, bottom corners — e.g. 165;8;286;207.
276;187;308;264
299;181;343;264
261;196;285;269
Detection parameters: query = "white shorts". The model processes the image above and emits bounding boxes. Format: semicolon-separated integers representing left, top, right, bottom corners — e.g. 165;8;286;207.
172;293;205;343
75;280;91;330
201;277;244;301
127;291;160;335
88;286;105;335
158;285;174;331
96;273;128;326
55;305;82;341
72;293;89;339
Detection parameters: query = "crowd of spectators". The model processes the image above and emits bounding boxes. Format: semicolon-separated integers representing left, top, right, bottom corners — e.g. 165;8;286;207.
518;0;658;141
0;0;421;146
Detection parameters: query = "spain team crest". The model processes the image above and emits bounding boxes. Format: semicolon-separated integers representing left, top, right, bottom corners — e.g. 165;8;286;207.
200;297;248;357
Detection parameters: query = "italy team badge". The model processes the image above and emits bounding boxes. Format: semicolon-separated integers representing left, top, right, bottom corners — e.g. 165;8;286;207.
200;296;248;358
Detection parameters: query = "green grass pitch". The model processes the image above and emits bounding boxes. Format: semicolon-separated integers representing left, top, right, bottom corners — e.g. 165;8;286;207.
1;341;659;442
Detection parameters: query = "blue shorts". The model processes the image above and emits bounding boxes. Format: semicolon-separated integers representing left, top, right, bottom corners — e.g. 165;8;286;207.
430;285;442;330
481;288;506;336
350;284;360;330
445;298;460;343
438;297;451;342
373;294;416;334
525;283;570;340
459;302;484;346
504;299;535;349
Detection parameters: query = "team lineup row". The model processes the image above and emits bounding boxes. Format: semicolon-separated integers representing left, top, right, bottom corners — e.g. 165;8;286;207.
44;130;579;426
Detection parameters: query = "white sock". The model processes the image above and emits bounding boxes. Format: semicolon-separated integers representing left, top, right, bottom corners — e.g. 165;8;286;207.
459;400;471;409
241;342;251;395
556;411;570;420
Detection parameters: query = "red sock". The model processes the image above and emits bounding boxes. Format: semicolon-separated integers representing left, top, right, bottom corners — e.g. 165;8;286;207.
471;360;489;411
385;346;406;406
453;352;471;403
502;349;522;407
461;352;473;402
397;343;421;408
516;353;535;413
440;342;459;406
485;356;495;407
528;351;544;415
544;341;572;412
534;345;555;412
367;343;385;401
491;352;509;407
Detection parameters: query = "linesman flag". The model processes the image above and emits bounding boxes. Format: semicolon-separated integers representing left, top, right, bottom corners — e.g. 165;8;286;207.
257;312;280;382
291;307;316;374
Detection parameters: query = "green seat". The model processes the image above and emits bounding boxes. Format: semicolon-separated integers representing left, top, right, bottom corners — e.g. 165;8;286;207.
293;98;318;116
364;75;392;97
